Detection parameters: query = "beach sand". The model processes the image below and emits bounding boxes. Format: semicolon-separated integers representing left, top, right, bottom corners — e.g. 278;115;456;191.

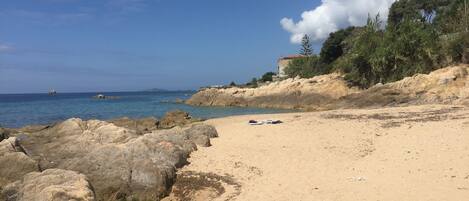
164;104;469;201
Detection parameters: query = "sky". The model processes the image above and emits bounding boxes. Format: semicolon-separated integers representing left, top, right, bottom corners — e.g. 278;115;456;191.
0;0;395;94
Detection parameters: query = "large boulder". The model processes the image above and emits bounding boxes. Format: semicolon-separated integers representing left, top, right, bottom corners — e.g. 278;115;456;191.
182;124;219;147
15;118;218;200
109;117;159;134
0;137;38;189
2;169;95;201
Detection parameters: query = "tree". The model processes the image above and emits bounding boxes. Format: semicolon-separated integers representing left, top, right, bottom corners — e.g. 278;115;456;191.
339;14;385;87
434;0;468;33
261;72;276;82
320;27;356;65
300;34;313;56
229;81;236;86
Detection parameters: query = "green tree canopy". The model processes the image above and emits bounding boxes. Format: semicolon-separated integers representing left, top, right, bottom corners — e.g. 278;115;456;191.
260;72;276;82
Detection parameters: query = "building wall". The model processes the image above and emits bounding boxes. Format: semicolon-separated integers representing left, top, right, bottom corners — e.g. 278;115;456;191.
277;59;293;78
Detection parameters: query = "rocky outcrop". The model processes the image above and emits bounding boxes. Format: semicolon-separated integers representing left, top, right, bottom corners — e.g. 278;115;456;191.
159;110;197;129
109;117;159;134
0;137;39;189
186;73;360;110
2;169;95;201
5;118;218;200
187;65;469;110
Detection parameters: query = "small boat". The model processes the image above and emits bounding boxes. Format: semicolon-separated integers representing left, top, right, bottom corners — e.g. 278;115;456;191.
48;89;57;96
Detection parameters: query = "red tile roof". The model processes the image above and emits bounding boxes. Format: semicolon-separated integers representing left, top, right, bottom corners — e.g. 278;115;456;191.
279;55;306;60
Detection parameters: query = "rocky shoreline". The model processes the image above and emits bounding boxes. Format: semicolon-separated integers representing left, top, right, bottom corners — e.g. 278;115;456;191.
186;65;469;111
0;110;218;201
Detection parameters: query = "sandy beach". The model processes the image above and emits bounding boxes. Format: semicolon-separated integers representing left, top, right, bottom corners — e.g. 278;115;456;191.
166;104;469;201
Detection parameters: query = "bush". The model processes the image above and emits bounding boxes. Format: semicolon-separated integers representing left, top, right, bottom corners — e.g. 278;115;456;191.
248;78;258;88
260;72;276;82
284;56;322;78
444;32;469;63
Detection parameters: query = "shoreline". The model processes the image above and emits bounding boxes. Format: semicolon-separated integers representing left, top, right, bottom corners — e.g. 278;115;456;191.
2;104;468;200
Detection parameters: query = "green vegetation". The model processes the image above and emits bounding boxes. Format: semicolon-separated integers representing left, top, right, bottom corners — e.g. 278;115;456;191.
261;72;276;82
284;55;322;78
284;0;468;88
248;78;258;88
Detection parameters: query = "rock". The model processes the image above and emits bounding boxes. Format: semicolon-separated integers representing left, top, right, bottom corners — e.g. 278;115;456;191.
0;128;7;142
0;137;39;188
15;118;218;200
109;117;159;134
92;94;120;100
186;73;358;110
16;125;50;133
183;124;218;147
187;124;218;138
2;169;95;201
159;110;194;129
0;153;38;189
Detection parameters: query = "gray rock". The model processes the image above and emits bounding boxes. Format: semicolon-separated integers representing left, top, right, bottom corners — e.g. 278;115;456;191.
2;169;95;201
109;116;159;134
182;124;219;147
187;124;219;138
15;118;217;200
0;138;39;188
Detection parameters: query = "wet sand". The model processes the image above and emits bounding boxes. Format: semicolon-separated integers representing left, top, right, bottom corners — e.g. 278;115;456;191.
165;104;469;201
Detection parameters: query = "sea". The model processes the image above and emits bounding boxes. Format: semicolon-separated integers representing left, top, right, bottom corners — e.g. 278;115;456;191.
0;91;289;128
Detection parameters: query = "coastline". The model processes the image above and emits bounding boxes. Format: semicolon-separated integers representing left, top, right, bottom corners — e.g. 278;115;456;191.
186;65;469;111
164;104;469;201
2;65;469;200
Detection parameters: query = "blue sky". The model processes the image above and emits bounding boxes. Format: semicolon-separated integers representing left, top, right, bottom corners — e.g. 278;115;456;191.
0;0;394;93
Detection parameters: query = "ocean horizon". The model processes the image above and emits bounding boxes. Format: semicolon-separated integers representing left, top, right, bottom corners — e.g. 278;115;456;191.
0;91;290;128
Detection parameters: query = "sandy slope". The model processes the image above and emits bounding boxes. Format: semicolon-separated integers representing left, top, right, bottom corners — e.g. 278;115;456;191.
169;105;469;201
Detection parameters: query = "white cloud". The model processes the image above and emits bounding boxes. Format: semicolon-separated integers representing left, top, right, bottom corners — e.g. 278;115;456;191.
0;43;12;53
281;0;396;44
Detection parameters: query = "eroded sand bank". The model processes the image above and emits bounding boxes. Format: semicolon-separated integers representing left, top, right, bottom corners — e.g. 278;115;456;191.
165;105;469;201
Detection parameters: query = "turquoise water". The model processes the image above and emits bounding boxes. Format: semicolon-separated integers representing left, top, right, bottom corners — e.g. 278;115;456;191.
0;91;289;128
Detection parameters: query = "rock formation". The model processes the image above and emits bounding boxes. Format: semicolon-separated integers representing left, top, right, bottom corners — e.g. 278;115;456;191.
186;65;469;110
2;169;95;201
0;116;218;201
109;116;159;134
159;110;197;129
0;137;39;190
186;73;360;110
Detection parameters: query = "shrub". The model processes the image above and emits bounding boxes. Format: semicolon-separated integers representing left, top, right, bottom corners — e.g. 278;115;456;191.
260;72;276;82
284;56;322;78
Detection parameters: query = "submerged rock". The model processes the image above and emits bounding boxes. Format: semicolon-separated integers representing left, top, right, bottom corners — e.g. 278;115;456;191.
2;169;95;201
